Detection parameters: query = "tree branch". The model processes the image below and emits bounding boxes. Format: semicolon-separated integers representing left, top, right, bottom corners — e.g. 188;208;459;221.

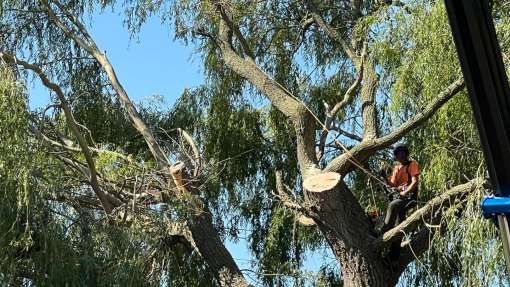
305;0;357;62
29;123;137;166
380;178;486;244
318;67;364;160
1;52;114;214
273;171;316;226
177;128;201;177
374;77;465;150
396;178;489;270
359;58;379;139
325;77;465;174
215;4;254;59
330;127;363;142
169;161;251;287
33;127;127;209
42;0;170;170
214;3;320;178
304;1;379;139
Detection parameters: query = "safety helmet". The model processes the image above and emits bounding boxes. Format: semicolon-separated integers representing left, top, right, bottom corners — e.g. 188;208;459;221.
393;144;409;157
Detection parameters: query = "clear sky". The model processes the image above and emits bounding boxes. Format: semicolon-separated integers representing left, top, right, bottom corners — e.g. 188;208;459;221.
26;7;332;285
29;8;203;109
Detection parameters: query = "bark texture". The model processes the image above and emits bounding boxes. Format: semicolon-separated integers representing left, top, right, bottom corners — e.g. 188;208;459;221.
187;211;250;287
303;173;400;286
170;163;251;287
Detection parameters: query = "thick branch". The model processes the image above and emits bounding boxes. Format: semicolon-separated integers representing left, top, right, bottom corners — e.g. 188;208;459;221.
325;77;465;174
360;59;379;139
305;0;357;62
215;7;319;178
1;52;114;214
374;77;465;149
43;0;170;169
217;21;302;120
41;0;98;56
169;162;250;287
381;178;486;244
396;178;489;270
215;5;254;59
318;68;363;159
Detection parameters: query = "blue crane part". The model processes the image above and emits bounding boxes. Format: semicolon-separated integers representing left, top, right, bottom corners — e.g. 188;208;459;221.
482;196;510;219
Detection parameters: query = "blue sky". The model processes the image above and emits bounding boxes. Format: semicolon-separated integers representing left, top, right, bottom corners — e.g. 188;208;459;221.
29;8;203;109
26;7;332;285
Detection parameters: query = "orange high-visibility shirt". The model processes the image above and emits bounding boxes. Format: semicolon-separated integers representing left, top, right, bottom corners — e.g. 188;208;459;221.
388;160;420;188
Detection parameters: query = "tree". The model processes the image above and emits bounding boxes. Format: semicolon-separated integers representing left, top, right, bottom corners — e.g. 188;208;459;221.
0;0;506;286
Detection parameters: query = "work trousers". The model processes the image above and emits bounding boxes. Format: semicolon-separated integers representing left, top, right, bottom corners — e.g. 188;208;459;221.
384;197;412;228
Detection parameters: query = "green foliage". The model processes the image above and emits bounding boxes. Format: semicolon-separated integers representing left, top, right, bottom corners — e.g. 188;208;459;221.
371;1;507;285
4;0;510;285
0;65;217;286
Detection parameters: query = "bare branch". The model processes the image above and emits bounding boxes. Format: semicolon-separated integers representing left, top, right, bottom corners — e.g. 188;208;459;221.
305;2;379;139
375;77;465;149
214;2;320;178
215;4;254;59
359;58;379;139
47;0;94;44
380;178;486;244
42;0;170;169
305;0;357;62
177;128;201;177
325;77;465;174
216;20;302;120
274;171;317;226
330;127;363;142
41;0;98;56
1;52;114;214
318;67;364;160
330;70;364;117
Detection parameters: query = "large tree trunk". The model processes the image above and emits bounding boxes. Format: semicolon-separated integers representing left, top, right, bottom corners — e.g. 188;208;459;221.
187;208;250;287
333;245;398;287
330;245;400;287
169;162;251;287
303;172;401;287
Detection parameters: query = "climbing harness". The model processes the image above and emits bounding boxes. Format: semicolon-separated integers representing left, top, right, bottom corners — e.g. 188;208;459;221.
446;0;510;276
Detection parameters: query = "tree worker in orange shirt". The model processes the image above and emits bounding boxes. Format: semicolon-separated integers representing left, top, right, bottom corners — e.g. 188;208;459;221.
381;144;420;233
